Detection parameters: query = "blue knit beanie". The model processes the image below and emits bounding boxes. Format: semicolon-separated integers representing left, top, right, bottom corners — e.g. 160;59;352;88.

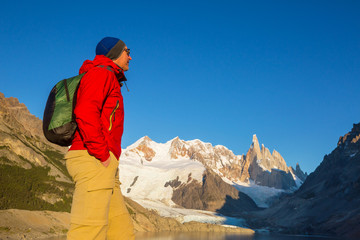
96;37;125;60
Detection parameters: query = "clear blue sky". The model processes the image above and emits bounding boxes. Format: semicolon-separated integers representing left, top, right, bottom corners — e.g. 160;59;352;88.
1;0;359;174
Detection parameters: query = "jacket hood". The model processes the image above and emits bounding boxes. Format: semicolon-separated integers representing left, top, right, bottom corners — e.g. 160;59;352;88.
79;55;125;81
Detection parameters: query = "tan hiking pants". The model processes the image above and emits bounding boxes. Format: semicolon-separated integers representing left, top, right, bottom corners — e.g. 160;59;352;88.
65;150;135;240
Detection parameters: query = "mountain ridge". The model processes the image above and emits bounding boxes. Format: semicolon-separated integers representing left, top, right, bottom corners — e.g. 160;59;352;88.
246;123;360;239
122;134;306;189
120;134;307;215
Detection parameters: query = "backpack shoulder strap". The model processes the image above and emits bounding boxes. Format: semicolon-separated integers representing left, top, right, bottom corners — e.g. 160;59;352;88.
97;65;114;73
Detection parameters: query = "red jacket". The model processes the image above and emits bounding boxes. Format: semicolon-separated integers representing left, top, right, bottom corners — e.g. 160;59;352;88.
69;55;125;162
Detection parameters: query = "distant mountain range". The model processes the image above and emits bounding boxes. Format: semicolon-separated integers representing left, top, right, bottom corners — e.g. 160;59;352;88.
119;134;307;215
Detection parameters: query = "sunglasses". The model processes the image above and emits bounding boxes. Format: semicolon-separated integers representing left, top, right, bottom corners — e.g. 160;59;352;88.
124;48;130;56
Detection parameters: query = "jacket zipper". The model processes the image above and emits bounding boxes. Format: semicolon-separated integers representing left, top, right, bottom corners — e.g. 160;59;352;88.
109;100;120;131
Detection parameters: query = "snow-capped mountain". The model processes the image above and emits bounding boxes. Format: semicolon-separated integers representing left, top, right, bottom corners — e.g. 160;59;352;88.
119;135;307;212
120;136;206;204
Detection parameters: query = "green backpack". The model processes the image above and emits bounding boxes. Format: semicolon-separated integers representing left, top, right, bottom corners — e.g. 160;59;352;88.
43;65;116;146
42;73;85;146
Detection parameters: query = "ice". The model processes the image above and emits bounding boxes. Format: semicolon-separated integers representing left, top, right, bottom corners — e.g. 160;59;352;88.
130;198;247;228
223;179;285;208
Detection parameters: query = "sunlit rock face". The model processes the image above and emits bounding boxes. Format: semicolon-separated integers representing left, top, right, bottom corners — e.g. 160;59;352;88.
0;92;68;181
239;134;306;190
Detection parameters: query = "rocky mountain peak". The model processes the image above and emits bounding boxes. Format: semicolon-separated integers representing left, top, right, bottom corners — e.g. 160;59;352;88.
169;137;189;159
0;93;51;144
250;134;261;155
294;162;308;181
243;135;300;189
248;136;288;172
170;136;182;146
337;123;360;156
144;135;152;141
0;92;65;148
172;136;180;141
271;149;287;171
129;136;155;162
141;135;153;144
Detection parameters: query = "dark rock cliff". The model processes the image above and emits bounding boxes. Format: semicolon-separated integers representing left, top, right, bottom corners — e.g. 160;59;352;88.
247;123;360;239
